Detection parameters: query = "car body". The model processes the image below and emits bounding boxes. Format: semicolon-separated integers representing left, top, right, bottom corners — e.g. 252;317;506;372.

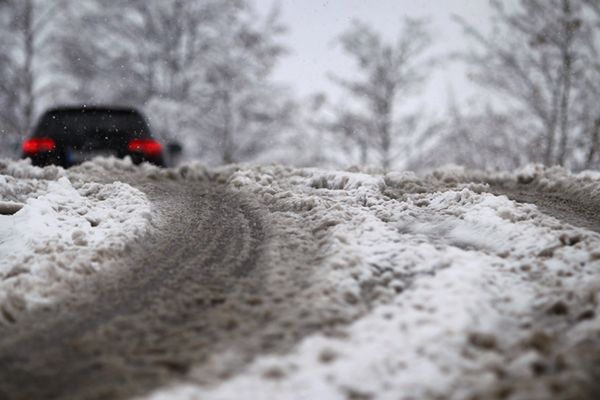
22;106;166;167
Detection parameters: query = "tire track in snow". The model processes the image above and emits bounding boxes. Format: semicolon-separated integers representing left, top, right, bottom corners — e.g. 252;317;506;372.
0;178;268;400
0;163;376;400
140;166;600;400
3;163;600;400
489;182;600;234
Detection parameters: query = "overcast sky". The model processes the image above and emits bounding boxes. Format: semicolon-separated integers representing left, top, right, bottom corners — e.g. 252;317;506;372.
256;0;495;114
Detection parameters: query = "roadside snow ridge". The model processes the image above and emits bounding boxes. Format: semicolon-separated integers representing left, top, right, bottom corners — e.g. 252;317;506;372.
0;159;152;324
143;164;600;400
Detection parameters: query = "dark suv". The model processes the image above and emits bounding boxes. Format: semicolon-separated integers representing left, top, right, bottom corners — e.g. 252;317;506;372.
22;106;166;167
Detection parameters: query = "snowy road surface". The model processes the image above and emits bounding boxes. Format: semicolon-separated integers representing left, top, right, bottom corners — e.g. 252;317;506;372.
1;159;600;400
0;170;268;399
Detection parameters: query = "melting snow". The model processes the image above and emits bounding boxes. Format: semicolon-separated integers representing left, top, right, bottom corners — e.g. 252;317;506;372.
2;158;600;399
0;159;152;323
142;164;600;400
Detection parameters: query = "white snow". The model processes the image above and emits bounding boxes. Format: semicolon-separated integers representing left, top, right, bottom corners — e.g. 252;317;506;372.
140;164;600;400
2;158;600;399
0;159;152;324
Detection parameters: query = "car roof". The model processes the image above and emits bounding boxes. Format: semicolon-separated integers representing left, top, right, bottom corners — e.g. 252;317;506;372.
44;105;143;114
33;105;153;140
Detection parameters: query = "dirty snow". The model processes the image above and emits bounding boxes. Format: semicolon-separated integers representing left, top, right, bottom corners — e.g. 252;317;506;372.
2;158;600;399
0;158;152;324
141;164;600;400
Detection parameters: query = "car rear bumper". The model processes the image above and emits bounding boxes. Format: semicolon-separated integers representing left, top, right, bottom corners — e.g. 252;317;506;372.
24;152;165;168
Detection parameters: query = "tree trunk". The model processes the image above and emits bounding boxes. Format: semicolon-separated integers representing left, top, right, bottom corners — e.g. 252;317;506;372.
377;88;394;170
380;118;391;170
543;127;555;165
557;0;574;166
585;117;600;168
358;135;368;165
543;85;561;165
221;89;234;164
22;0;35;133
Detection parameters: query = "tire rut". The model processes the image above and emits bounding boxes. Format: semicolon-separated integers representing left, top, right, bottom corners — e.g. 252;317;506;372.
0;179;266;400
487;182;600;234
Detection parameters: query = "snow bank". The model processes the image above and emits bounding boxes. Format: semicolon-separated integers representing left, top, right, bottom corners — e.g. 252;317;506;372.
0;159;152;324
141;164;600;400
393;163;600;205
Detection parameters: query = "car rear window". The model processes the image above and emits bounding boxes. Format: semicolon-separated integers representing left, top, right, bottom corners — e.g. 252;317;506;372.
33;109;152;146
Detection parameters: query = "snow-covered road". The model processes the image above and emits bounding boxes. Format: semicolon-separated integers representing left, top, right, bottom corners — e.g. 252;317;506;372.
1;159;599;400
0;160;271;399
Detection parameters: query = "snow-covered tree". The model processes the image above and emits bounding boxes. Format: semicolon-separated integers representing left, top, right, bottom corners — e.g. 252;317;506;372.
410;97;528;171
0;0;68;142
281;93;350;168
457;0;600;168
332;18;433;169
198;5;293;164
56;0;293;165
578;0;600;168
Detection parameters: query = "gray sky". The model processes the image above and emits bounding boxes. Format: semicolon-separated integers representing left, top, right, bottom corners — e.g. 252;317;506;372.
256;0;495;114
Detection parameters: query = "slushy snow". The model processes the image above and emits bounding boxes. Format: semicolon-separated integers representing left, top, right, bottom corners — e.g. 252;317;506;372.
2;158;600;399
0;158;152;323
142;165;600;400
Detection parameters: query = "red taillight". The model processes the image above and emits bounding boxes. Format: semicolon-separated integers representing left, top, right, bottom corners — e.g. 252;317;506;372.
22;137;56;155
128;139;163;157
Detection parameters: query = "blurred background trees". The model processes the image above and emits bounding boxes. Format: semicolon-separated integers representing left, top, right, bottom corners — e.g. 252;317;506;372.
0;0;71;153
57;0;294;164
330;18;433;169
0;0;294;163
448;0;600;170
1;0;600;171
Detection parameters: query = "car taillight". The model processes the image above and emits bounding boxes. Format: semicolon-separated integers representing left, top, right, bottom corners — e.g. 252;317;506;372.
128;139;162;157
22;137;56;155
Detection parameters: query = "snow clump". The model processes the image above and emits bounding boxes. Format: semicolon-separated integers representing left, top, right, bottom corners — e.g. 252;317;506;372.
143;164;600;400
0;159;152;324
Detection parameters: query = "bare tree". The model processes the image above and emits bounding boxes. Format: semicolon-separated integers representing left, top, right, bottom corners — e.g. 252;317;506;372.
413;97;528;171
578;0;600;167
57;0;229;105
198;4;291;164
57;0;292;164
332;18;433;169
457;0;590;167
0;0;66;137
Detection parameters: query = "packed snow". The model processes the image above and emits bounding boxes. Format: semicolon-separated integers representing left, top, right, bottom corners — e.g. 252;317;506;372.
142;164;600;400
2;158;600;399
0;158;152;324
